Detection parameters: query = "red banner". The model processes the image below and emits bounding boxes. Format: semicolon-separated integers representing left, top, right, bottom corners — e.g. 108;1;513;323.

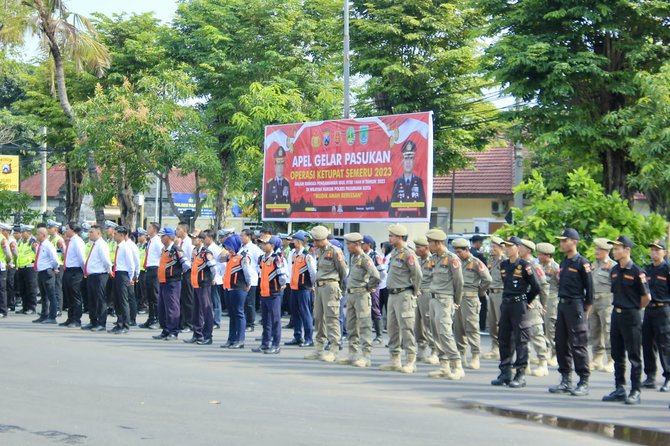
262;112;433;222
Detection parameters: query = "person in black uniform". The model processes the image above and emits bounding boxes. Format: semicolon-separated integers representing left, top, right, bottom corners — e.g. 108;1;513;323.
491;236;540;388
641;240;670;392
265;146;291;218
389;140;426;218
470;234;488;331
549;228;593;396
602;236;651;405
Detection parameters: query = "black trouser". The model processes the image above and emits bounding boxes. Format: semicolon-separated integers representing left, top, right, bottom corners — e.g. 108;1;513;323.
0;270;7;315
479;295;488;331
37;269;57;320
498;298;531;371
7;267;16;309
145;267;159;323
113;271;131;329
128;276;137;324
611;308;643;391
642;305;670;380
87;273;108;326
245;285;257;328
81;277;88;313
105;274;115;311
54;268;64;311
136;271;146;310
380;287;389;327
180;270;194;329
17;267;37;311
555;299;590;378
63;267;83;323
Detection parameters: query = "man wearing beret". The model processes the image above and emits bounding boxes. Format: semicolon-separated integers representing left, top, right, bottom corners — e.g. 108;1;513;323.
483;236;506;360
362;235;386;345
590;238;616;373
413;235;437;364
537;242;561;367
380;224;423;373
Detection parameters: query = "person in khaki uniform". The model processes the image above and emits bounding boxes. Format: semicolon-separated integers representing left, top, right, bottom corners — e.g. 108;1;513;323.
537;242;560;367
483;236;505;360
304;226;347;363
452;238;491;370
414;235;437;364
338;233;381;368
518;239;550;377
590;238;615;373
425;229;465;380
379;224;422;374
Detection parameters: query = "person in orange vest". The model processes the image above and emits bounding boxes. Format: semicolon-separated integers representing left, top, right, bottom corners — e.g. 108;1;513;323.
184;231;217;345
252;235;287;354
152;228;191;341
222;234;253;349
285;230;316;347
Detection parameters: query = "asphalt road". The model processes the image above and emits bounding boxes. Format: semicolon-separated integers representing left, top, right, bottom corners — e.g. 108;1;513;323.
1;311;668;446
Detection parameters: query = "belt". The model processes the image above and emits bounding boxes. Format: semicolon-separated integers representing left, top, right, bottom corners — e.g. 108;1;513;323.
64;267;83;271
614;307;638;313
19;264;34;269
347;287;368;294
649;302;667;308
490;287;503;292
502;295;526;303
146;266;159;270
463;291;479;297
559;298;583;304
431;293;454;299
317;279;337;286
389;286;413;294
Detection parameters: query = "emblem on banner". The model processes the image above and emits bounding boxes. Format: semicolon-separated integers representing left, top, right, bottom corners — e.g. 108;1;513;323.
323;128;331;146
360;126;369;145
311;134;321;148
334;130;342;145
346;127;355;146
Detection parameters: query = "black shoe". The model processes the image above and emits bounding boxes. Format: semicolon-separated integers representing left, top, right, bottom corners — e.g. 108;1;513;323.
41;318;57;324
245;326;254;333
221;341;234;348
491;371;512;386
91;325;106;332
58;320;71;327
625;389;641;405
197;338;213;345
660;379;670;392
81;324;96;330
508;370;526;388
602;386;627;402
228;343;245;349
183;337;202;344
32;317;46;323
264;346;281;354
549;375;573;394
251;345;269;353
284;339;304;346
301;341;314;348
108;326;123;334
152;333;168;340
324;342;331;351
129;321;137;327
570;378;589;396
67;322;81;328
164;334;178;341
642;376;656;389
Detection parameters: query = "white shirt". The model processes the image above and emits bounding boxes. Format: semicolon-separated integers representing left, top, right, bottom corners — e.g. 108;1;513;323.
287;247;316;286
64;234;86;269
207;242;223;285
240;240;262;286
85;238;112;275
128;240;141;280
35;239;60;272
114;240;138;278
178;236;193;270
145;234;163;267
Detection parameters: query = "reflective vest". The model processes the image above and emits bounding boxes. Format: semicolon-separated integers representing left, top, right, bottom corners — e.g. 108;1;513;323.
49;234;65;265
139;244;147;272
85;241;93;257
16;238;37;268
108;239;117;263
158;246;183;284
0;234;7;266
260;255;281;297
224;253;247;290
290;252;312;291
191;248;213;288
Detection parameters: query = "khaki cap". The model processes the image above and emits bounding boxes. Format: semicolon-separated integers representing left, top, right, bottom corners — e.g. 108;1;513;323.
388;224;408;237
311;225;330;241
520;239;536;251
426;228;447;242
452;238;470;249
536;242;555;255
413;235;429;247
594;238;612;251
343;232;364;243
490;236;504;246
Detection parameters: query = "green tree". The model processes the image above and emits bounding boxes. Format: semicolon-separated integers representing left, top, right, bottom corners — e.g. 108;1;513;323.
497;168;667;265
477;0;670;201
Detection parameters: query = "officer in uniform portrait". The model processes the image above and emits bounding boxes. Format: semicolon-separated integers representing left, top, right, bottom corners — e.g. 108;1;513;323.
389;140;426;218
265;146;291;218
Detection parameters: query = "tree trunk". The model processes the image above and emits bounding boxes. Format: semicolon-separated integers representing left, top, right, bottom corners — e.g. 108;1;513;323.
65;167;84;222
601;149;632;202
118;182;137;231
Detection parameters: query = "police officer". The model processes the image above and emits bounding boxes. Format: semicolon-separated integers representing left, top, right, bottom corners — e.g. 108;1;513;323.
33;226;60;324
590;238;615;373
425;229;464;380
265;146;291;218
285;230;316;347
176;223;194;333
185;231;216;345
379;224;422;374
0;223;17;314
414;235;437;364
641;240;670;392
491;236;540;388
602;236;651;405
304;226;346;362
16;225;38;314
537;242;560;367
141;222;162;329
0;223;13;318
47;220;65;313
338;232;380;367
389;140;426;218
362;235;386;344
59;222;86;327
136;228;148;314
452;238;491;370
483;236;505;360
104;220;118;316
82;224;112;331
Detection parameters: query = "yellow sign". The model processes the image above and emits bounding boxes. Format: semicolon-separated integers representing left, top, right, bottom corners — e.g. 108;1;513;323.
0;155;19;192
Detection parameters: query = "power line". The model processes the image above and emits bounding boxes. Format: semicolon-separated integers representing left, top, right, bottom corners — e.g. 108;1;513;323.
0;145;74;153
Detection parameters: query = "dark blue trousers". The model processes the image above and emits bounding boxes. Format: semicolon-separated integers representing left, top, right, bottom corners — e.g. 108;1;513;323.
291;288;314;343
158;281;181;336
227;288;247;344
261;293;282;347
192;285;214;340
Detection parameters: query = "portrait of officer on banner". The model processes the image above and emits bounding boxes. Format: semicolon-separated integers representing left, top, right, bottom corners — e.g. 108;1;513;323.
265;146;292;217
389;140;426;218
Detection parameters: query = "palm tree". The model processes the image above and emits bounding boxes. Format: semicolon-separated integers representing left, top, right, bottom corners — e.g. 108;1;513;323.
0;0;111;223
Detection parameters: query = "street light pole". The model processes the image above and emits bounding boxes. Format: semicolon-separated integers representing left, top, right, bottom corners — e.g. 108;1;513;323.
343;0;350;120
40;127;47;214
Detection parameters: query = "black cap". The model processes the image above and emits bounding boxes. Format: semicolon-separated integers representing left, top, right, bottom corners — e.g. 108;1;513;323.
471;234;485;243
649;240;666;250
115;226;129;235
608;236;633;249
501;236;523;246
557;228;580;241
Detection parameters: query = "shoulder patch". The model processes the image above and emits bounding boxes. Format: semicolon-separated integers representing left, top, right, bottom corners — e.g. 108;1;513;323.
584;263;591;273
452;257;461;270
534;264;545;278
525;265;533;274
407;255;415;267
336;250;343;261
640;272;647;283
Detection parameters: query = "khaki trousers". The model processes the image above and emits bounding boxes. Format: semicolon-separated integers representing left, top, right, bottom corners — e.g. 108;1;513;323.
415;289;434;350
455;293;481;356
429;294;460;361
590;292;613;356
345;292;372;354
387;290;417;355
314;282;342;351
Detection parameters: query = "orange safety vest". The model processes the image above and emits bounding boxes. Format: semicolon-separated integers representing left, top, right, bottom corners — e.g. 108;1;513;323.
260;255;281;297
158;247;182;284
190;248;212;289
224;254;247;290
290;253;312;291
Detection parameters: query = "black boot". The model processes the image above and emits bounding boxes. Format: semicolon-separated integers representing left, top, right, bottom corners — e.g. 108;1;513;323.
373;319;383;344
641;375;656;389
549;374;573;394
508;369;526;388
602;386;626;402
491;368;513;386
570;376;589;396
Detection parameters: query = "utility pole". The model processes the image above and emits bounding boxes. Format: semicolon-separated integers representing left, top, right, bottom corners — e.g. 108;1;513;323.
40;127;47;214
342;0;351;236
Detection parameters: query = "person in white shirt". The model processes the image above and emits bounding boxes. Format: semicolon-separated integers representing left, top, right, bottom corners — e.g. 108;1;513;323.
110;227;137;333
33;226;60;324
204;230;224;329
140;222;163;329
285;231;316;347
59;222;86;328
240;229;262;332
126;231;141;326
176;223;194;333
82;225;112;331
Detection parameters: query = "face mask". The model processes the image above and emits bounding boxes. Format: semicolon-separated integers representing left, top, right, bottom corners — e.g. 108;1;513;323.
289;242;296;250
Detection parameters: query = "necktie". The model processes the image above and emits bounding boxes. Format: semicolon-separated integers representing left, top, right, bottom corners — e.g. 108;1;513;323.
84;242;95;277
143;240;150;269
34;242;42;271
